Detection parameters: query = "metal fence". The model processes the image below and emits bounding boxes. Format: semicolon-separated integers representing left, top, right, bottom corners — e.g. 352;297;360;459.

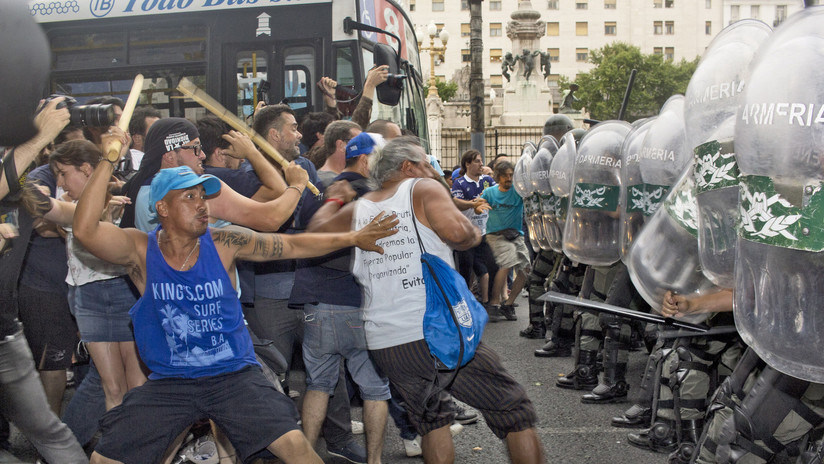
438;127;544;172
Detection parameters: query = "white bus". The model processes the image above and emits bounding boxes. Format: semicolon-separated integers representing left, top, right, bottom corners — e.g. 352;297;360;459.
30;0;430;147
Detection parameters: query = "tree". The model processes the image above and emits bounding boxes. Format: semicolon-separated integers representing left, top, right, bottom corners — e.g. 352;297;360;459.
560;43;698;122
436;79;458;102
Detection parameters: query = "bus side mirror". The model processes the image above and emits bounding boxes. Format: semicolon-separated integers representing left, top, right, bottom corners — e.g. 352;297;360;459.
374;44;404;106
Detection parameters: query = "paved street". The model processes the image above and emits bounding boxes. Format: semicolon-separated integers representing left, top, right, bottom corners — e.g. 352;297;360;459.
5;293;673;463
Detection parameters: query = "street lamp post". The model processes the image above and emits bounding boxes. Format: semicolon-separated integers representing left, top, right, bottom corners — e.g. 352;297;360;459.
417;21;449;98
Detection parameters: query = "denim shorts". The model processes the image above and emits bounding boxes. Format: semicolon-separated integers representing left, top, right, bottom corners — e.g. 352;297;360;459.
302;303;390;400
69;276;138;343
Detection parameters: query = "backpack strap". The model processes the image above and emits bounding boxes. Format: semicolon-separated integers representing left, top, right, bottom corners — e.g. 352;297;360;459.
407;178;426;255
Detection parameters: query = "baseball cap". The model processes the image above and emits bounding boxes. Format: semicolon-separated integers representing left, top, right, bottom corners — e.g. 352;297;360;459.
345;132;386;159
149;166;221;213
144;117;199;160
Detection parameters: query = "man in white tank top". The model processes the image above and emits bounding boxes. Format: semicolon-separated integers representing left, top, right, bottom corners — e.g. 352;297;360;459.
308;137;546;464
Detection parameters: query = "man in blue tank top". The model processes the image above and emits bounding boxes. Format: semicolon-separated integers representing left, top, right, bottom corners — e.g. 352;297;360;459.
70;129;398;464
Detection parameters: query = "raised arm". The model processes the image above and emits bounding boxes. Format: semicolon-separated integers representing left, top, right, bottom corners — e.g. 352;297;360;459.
221;130;286;201
415;178;481;250
0;98;70;200
212;213;398;263
207;161;309;232
73;129;146;271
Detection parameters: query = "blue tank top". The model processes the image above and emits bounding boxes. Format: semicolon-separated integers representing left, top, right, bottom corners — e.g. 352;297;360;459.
130;227;258;379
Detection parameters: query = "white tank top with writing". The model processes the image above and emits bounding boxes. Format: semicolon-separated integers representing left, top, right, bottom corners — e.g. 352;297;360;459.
352;178;455;350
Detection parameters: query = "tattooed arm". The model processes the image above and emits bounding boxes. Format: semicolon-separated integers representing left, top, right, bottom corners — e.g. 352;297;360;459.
211;214;399;262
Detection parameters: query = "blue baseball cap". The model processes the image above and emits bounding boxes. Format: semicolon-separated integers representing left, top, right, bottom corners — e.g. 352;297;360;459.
345;132;385;159
149;166;221;212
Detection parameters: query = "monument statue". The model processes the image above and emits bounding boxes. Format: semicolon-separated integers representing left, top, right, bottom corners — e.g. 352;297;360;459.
502;52;517;83
539;51;552;79
560;83;580;113
517;48;541;80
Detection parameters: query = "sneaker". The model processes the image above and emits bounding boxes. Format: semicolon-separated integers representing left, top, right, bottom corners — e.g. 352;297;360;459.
350;420;364;435
484;304;504;322
499;304;518;321
519;323;546;339
327;441;367;464
454;407;479;425
403;425;464;458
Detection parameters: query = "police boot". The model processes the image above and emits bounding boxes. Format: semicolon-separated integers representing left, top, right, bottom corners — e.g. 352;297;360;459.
627;419;679;453
611;403;652;428
556;350;598;390
534;337;571;357
581;363;629;404
519;321;546;339
666;420;703;464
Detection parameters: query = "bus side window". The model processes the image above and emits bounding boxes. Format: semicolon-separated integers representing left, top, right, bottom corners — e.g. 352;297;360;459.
236;50;268;119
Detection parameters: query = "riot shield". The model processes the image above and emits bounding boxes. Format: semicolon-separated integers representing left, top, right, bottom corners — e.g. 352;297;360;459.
548;132;577;253
563;120;631;265
734;8;824;383
531;137;558;251
619;117;655;260
685;19;772;287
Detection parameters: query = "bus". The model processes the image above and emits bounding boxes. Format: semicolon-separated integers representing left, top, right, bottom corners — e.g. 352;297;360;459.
30;0;430;149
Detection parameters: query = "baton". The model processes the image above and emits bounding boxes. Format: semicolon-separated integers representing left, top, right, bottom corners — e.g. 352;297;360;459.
176;78;320;196
105;74;144;162
538;290;710;332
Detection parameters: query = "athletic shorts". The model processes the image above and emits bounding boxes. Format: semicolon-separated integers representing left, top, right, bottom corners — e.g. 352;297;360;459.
485;233;531;271
94;366;300;463
17;284;77;370
371;339;537;438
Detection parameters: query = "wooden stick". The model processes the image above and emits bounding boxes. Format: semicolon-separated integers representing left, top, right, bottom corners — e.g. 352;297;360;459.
176;78;320;195
106;74;144;162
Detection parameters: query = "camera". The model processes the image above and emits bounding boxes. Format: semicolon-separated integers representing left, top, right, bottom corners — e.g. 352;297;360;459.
42;94;116;127
385;73;406;90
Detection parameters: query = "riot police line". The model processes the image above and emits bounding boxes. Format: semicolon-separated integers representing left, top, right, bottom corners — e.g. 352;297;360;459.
514;10;824;464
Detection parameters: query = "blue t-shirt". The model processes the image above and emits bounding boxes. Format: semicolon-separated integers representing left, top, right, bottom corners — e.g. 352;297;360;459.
203;166;262;199
130;227;258;380
481;185;524;235
451;174;495;200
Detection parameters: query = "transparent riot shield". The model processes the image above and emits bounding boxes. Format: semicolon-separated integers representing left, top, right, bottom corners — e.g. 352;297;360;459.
626;166;717;323
619;117;655;261
563;120;631;266
734;8;824;383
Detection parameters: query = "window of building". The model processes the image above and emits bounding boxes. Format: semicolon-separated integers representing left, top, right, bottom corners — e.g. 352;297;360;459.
435;23;444;35
653;0;662;7
490;23;502;37
409;0;415;11
547;22;560;36
775;5;787;25
461;23;470;37
653;47;663;55
548;0;559;9
576;48;589;62
730;5;740;22
461;0;469;9
432;0;444;12
547;48;560;62
751;5;759;19
665;0;674;6
605;21;617;35
665;21;674;34
665;47;674;60
654;21;663;35
462;49;471;62
576;1;588;9
705;21;712;35
490;0;502;10
605;0;617;8
490;75;503;88
576;22;588;36
705;0;711;7
490;48;503;62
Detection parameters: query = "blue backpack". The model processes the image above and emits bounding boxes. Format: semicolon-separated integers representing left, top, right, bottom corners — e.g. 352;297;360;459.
410;187;488;370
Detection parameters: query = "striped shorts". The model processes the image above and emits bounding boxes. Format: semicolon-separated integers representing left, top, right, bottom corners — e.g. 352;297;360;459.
371;339;538;438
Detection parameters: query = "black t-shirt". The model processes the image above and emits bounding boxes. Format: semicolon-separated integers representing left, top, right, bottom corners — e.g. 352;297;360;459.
203;166;263;199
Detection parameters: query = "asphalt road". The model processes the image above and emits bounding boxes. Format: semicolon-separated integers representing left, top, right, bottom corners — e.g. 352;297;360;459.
6;293;673;463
